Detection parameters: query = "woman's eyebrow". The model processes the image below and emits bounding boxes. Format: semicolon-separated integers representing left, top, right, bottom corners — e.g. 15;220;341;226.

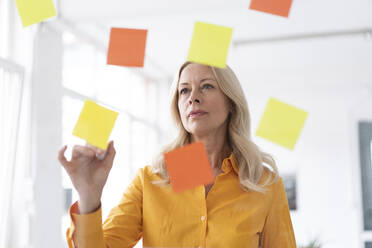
200;78;216;83
179;78;215;88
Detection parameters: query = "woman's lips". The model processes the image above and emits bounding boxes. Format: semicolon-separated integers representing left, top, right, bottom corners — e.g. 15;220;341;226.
189;112;207;118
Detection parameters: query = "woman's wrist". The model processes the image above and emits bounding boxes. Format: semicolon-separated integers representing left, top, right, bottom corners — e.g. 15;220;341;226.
78;196;101;214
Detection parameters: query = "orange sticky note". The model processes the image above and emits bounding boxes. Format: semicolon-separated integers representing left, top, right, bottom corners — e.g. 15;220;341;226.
164;142;214;193
107;27;147;67
249;0;293;18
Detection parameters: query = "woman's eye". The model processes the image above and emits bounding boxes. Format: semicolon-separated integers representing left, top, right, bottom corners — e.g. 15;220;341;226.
180;88;188;94
203;84;214;89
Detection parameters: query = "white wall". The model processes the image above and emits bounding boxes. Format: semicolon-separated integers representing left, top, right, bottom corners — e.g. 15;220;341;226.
229;34;372;247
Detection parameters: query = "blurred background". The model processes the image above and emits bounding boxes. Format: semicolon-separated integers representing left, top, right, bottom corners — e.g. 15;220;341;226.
1;0;372;247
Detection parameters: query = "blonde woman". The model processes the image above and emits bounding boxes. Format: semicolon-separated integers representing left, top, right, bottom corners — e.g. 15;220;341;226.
58;62;297;248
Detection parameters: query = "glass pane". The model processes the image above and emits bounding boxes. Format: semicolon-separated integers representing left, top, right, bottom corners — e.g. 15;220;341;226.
61;33;160;248
147;80;159;124
101;113;132;220
61;96;84;244
132;120;150;170
128;75;147;119
95;65;132;110
0;0;10;57
62;40;98;97
62;96;85;171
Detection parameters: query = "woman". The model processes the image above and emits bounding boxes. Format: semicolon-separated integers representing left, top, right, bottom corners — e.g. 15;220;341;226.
58;62;297;248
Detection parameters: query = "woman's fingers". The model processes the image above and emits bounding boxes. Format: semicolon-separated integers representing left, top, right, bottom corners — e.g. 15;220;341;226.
58;145;69;167
59;141;115;174
72;145;96;160
85;143;105;156
103;141;116;166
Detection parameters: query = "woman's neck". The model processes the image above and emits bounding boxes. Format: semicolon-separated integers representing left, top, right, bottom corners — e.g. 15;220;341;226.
190;131;231;171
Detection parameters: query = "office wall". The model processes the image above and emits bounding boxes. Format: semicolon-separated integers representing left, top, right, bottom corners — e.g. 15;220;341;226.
229;35;372;247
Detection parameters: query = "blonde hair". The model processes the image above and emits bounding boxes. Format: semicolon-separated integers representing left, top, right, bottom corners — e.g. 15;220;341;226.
151;61;279;193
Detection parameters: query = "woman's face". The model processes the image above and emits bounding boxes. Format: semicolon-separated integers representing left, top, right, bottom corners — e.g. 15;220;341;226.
178;63;231;138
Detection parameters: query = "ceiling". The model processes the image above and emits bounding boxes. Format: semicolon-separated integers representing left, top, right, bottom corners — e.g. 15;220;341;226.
58;0;372;76
59;0;372;31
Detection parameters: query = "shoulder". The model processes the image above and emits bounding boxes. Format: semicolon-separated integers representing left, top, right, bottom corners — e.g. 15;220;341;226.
134;165;165;183
260;167;284;195
255;169;288;214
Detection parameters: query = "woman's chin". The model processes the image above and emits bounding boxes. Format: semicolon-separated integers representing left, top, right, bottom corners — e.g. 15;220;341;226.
188;127;211;138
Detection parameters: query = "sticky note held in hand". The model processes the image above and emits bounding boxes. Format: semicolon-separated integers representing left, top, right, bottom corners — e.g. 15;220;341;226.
107;27;148;67
72;100;118;150
187;21;233;68
164;142;214;193
15;0;57;27
249;0;293;18
256;98;308;150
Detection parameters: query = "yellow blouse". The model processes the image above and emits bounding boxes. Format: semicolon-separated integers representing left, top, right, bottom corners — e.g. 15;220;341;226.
66;153;296;248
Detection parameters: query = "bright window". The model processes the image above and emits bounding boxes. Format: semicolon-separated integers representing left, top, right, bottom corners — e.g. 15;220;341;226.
0;0;10;57
61;30;162;247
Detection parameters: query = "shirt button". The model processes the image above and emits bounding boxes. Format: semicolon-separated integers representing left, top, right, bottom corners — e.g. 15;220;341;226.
201;216;206;221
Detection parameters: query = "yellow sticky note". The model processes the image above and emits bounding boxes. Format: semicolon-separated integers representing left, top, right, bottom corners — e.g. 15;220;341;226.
256;98;308;150
72;100;118;150
187;21;233;68
15;0;56;27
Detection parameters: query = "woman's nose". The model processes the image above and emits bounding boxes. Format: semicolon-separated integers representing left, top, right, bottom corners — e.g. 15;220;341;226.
189;98;200;104
188;90;201;104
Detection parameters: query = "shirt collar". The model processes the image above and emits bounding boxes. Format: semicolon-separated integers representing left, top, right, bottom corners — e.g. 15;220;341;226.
222;153;239;174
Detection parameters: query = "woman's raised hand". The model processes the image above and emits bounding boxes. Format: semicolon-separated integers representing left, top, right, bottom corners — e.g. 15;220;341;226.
58;141;116;214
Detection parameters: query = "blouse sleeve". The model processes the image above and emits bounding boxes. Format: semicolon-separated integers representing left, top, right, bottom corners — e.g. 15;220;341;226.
260;178;297;248
66;168;144;248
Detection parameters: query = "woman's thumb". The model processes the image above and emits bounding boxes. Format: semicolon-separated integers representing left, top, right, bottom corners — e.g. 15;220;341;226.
103;141;116;163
